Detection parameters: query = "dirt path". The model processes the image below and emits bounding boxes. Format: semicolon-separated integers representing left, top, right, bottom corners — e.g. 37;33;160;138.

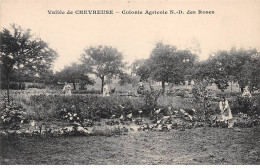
0;126;259;164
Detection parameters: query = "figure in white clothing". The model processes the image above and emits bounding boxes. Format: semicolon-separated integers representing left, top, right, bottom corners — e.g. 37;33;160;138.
103;83;110;97
219;97;232;121
190;80;195;86
63;83;72;96
242;86;252;98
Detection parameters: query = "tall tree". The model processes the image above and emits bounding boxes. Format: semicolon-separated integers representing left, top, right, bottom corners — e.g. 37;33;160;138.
55;63;94;90
0;24;58;101
207;51;230;92
118;73;139;87
80;45;126;93
229;48;260;92
148;42;197;92
132;59;152;82
194;48;260;92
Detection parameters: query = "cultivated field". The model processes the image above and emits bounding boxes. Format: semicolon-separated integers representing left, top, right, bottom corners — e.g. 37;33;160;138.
0;83;259;165
1;125;259;165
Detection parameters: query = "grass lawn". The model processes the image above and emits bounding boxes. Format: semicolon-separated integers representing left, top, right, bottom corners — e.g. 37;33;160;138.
1;126;259;165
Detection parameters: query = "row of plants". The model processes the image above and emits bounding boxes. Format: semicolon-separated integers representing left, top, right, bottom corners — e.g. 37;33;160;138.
1;111;259;139
0;82;26;90
26;83;46;89
25;94;146;121
71;89;101;95
1;84;259;130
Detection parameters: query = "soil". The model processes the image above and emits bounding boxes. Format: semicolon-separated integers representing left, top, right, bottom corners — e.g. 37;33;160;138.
0;126;259;165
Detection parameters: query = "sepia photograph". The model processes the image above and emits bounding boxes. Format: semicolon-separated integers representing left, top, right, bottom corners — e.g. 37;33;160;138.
0;0;260;165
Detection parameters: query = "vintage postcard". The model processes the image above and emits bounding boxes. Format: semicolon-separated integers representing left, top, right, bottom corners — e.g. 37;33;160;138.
0;0;260;165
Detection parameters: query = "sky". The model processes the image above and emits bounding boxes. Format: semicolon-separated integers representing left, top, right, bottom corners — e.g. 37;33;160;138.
1;0;260;72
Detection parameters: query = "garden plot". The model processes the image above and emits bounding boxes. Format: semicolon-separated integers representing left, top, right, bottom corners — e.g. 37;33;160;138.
0;125;259;165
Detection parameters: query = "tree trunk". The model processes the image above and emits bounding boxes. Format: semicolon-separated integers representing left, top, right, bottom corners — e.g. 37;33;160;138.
101;76;105;94
7;75;10;103
73;82;76;90
80;83;85;90
230;81;233;92
162;81;165;93
240;86;244;93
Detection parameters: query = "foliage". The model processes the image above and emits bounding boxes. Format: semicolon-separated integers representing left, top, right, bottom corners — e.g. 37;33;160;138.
118;73;139;86
80;45;126;93
230;95;260;116
54;63;94;89
57;107;83;123
0;24;58;82
229;48;260;92
0;82;26;90
26;83;46;89
142;86;163;115
143;42;197;92
25;95;145;121
131;59;151;81
71;89;101;94
167;89;190;98
194;48;260;92
0;101;28;127
0;24;58;101
193;51;230;92
192;80;213;118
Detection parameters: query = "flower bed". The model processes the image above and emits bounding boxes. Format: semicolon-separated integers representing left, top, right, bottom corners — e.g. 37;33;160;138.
24;94;145;121
1;106;259;139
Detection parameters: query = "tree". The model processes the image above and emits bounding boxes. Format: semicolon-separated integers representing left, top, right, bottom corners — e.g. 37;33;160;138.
194;48;260;92
0;24;58;101
55;63;94;90
80;45;126;93
148;42;197;92
229;48;260;92
131;59;152;82
202;51;230;92
118;73;139;87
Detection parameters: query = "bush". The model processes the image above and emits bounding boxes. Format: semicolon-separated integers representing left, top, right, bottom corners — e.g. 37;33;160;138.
167;89;189;97
0;82;26;90
0;101;28;127
27;83;46;89
26;95;145;121
216;92;240;98
230;95;260;116
192;81;213;119
142;88;163;115
71;89;101;94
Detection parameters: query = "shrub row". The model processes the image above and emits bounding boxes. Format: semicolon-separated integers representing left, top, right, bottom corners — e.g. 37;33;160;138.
26;83;46;89
71;89;101;95
0;82;26;90
26;95;146;121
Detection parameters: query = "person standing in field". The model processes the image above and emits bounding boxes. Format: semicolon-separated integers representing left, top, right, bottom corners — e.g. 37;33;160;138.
63;83;72;96
137;82;145;95
219;97;232;121
103;83;110;97
242;86;252;98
